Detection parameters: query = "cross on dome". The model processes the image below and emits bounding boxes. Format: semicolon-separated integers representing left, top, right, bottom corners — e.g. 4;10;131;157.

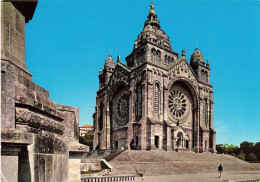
150;2;155;9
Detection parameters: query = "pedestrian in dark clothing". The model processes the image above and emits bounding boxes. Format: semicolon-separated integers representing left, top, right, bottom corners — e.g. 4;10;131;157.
218;164;223;178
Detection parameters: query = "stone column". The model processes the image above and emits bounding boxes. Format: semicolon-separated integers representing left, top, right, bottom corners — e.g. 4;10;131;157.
163;76;168;121
101;102;106;149
166;127;172;151
173;138;176;151
1;62;15;128
93;100;99;150
159;83;164;122
159;133;163;149
106;101;111;149
140;83;149;150
193;108;200;153
127;90;134;150
150;125;156;150
212;133;216;153
1;146;20;181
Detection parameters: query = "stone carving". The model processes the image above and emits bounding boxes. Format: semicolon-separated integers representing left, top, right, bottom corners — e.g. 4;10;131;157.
136;85;142;120
168;61;196;82
107;66;129;91
182;49;186;58
168;87;191;123
16;107;64;134
153;83;160;114
168;90;187;118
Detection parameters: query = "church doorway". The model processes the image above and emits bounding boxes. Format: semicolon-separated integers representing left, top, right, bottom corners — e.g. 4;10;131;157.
155;135;159;148
130;136;139;150
115;141;118;149
186;140;189;149
177;133;183;148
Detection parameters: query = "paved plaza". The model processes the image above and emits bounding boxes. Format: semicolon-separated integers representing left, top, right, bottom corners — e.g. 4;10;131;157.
138;171;260;182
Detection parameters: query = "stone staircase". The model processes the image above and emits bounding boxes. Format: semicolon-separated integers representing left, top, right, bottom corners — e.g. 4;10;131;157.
106;150;260;176
81;149;125;176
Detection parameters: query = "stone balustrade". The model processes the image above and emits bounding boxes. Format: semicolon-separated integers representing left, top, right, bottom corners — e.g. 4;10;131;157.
81;175;139;182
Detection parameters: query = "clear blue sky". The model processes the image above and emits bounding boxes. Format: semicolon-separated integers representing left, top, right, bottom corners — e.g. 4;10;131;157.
25;0;260;146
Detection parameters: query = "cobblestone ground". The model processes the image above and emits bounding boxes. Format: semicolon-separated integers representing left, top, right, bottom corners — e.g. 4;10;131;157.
136;171;260;182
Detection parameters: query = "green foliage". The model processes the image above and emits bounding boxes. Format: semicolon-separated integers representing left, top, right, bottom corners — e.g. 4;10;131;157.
237;153;245;161
79;130;93;150
253;142;260;161
240;141;254;155
216;143;239;155
217;141;260;162
216;144;225;154
246;153;257;161
231;153;236;157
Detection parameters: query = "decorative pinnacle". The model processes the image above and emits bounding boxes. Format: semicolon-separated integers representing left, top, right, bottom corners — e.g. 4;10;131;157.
150;2;155;9
117;55;121;63
182;50;186;58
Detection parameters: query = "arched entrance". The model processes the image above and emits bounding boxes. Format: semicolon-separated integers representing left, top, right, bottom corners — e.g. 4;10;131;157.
177;132;183;148
109;82;130;150
168;77;199;151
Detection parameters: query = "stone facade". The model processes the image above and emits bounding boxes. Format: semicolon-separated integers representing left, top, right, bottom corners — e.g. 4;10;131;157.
1;2;88;182
93;3;216;153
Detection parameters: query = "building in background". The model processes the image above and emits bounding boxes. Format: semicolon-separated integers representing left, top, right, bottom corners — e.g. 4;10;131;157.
80;125;93;136
93;3;216;153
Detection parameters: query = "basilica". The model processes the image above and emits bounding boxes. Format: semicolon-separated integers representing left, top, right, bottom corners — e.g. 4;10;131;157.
93;3;216;153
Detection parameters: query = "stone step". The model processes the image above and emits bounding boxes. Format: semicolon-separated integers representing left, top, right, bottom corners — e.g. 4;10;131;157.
107;150;260;176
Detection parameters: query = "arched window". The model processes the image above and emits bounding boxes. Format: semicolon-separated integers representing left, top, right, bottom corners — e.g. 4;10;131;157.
157;51;161;63
98;104;103;130
205;71;208;83
164;55;168;64
151;49;156;62
153;83;160;114
204;99;208;127
201;70;205;81
136;84;142;120
177;133;183;148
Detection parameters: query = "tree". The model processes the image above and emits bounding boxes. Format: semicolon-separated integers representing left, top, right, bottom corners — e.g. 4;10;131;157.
253;142;260;161
240;141;254;156
237;153;245;161
79;130;94;150
217;144;239;155
216;144;225;154
246;153;257;162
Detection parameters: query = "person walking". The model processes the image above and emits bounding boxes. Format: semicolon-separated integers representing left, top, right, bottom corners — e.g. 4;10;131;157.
218;164;223;178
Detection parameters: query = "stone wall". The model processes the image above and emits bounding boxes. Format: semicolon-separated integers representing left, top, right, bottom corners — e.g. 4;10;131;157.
1;2;89;182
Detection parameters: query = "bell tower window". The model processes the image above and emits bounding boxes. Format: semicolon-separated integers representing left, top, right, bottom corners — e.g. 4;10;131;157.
153;82;160;114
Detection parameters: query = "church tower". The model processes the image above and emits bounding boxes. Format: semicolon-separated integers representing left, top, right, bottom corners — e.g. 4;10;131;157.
93;3;216;153
126;3;178;68
190;48;211;84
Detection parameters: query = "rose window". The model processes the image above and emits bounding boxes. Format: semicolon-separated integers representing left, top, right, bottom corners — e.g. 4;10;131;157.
115;92;129;126
168;90;187;118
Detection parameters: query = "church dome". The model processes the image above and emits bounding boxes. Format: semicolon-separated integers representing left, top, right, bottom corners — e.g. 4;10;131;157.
104;55;115;70
191;48;204;64
134;3;171;50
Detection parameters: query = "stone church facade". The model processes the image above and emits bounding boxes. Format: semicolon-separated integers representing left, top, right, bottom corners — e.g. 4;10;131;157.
93;3;216;153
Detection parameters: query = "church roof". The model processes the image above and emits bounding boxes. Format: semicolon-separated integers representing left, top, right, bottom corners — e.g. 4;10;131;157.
191;48;204;62
80;125;93;128
135;3;171;50
104;55;116;69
